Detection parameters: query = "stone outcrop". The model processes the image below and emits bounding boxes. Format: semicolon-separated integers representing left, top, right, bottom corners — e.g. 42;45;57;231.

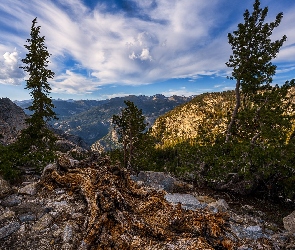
131;171;193;193
283;210;295;233
0;155;294;249
0;98;27;145
0;155;234;249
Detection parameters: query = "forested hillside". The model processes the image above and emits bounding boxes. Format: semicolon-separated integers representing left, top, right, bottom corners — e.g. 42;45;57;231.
152;91;235;147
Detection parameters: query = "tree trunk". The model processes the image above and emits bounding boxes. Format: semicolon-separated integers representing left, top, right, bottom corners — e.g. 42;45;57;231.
225;79;241;143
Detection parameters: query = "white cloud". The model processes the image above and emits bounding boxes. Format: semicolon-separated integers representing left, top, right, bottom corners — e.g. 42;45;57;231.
0;0;294;94
162;87;199;97
100;92;135;100
129;52;137;60
0;50;24;85
140;48;152;61
129;48;153;61
276;65;295;74
51;70;100;94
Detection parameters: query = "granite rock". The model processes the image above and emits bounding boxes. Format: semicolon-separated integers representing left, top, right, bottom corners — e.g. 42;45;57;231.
283;210;295;233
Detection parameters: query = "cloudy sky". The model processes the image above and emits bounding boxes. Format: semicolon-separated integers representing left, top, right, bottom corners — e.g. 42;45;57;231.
0;0;295;100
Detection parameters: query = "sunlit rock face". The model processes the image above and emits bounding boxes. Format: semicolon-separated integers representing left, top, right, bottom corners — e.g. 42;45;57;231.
151;91;235;147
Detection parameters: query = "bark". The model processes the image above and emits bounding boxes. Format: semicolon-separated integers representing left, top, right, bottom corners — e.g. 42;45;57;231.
225;79;241;143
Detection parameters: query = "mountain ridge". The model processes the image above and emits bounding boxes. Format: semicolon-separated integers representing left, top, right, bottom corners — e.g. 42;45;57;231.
15;94;193;146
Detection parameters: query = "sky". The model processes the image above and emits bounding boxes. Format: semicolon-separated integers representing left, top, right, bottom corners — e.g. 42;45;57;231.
0;0;295;101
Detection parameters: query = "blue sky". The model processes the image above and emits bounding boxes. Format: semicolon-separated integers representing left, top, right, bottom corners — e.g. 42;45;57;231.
0;0;295;100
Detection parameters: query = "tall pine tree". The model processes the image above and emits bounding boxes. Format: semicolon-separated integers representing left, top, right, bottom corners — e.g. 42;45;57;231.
19;18;57;166
225;0;288;143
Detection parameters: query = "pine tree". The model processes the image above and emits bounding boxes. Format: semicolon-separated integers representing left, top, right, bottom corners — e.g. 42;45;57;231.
225;0;287;143
112;100;147;169
19;17;57;166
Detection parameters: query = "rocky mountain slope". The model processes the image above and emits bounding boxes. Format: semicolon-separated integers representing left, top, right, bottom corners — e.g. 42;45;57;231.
0;98;28;145
15;99;106;117
0;97;88;150
151;91;235;147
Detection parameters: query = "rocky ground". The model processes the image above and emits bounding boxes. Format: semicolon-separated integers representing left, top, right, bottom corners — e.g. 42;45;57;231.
0;154;295;249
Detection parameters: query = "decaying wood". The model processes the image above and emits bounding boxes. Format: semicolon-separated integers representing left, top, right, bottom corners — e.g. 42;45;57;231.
40;155;234;249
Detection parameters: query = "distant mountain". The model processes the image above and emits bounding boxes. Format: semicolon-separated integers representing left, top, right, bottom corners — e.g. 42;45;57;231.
1;98;88;149
15;95;193;147
15;99;107;117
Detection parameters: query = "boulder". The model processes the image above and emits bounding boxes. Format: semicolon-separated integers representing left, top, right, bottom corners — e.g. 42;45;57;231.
0;222;20;239
31;213;53;232
132;171;193;193
18;182;38;196
283;210;295;233
164;193;202;210
208;199;229;213
0;194;22;207
0;177;12;198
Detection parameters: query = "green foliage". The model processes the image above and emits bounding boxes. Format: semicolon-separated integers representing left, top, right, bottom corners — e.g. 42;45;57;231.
0;144;21;181
140;1;295;202
1;18;59;180
226;0;286;89
0;140;56;181
19;17;58;152
112;100;147;170
226;0;287;142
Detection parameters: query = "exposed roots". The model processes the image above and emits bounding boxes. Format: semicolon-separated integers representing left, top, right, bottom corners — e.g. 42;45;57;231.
40;155;234;249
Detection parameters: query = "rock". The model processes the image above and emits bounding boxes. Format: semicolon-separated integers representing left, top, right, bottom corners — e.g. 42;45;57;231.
231;224;264;240
0;194;22;207
18;213;36;222
164;193;202;210
133;171;192;193
241;204;255;213
31;213;53;231
18;182;38;196
0;210;15;222
208;199;229;212
283;210;295;233
133;171;176;192
63;222;74;243
0;177;12;198
0;222;20;239
0;155;293;249
197;195;216;204
61;243;74;250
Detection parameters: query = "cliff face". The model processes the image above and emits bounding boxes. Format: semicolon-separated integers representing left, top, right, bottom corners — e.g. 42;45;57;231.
0;98;28;145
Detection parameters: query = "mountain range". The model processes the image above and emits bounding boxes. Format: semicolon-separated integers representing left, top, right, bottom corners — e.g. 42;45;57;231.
15;95;193;147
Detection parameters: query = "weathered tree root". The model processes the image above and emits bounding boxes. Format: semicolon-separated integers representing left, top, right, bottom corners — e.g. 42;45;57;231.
40;155;234;249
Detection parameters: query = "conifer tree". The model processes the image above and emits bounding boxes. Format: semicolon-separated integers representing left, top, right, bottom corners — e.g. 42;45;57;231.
19;18;57;162
112;100;147;169
225;0;287;143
